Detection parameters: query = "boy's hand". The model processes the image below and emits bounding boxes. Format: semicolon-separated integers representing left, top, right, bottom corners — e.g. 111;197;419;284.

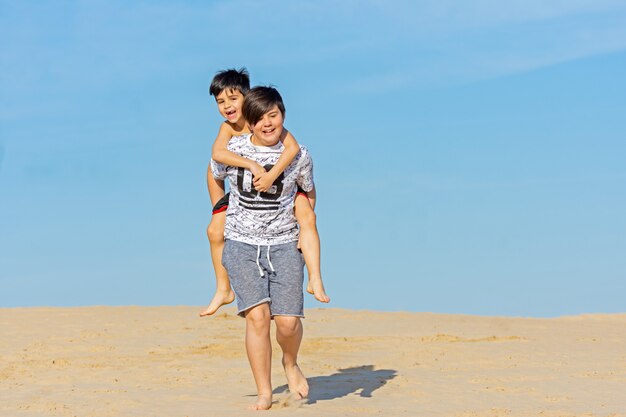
253;172;277;192
248;162;266;179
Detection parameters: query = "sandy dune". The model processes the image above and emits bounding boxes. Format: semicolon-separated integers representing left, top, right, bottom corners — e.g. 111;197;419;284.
1;306;625;416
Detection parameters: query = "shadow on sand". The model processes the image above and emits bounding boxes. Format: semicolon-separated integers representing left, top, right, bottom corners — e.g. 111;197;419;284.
274;365;397;404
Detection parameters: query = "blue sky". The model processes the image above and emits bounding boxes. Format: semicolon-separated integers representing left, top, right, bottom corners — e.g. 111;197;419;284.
1;1;625;316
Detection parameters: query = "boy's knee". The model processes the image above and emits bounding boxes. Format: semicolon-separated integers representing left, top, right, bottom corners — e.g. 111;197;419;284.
276;317;300;337
246;305;271;329
207;221;224;243
298;209;316;228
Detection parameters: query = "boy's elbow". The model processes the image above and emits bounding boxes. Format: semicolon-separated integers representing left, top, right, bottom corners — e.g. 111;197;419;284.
212;150;223;162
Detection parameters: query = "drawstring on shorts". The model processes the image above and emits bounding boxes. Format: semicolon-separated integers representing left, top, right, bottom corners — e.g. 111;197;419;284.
256;245;263;277
266;245;275;273
255;245;276;277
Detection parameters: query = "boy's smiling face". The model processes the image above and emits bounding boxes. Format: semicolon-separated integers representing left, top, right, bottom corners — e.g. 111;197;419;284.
215;88;245;124
250;105;284;147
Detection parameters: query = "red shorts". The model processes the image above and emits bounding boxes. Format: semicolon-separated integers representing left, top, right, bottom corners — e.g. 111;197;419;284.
212;193;229;215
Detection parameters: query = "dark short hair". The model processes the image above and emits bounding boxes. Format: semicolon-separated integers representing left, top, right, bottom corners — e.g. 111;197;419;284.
242;86;286;126
209;68;250;97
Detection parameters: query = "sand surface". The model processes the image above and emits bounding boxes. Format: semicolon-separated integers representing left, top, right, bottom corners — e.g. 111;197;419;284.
1;306;625;416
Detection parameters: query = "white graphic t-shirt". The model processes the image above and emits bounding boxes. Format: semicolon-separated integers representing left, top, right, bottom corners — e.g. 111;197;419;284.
211;133;314;245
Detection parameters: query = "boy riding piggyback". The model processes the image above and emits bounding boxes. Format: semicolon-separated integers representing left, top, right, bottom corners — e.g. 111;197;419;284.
211;86;315;409
200;68;328;317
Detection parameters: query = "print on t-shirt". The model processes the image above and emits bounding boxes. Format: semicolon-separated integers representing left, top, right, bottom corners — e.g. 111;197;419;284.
211;134;314;246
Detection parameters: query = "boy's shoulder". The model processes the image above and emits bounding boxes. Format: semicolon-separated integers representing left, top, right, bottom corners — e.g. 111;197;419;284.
218;120;248;137
295;144;310;160
287;144;312;173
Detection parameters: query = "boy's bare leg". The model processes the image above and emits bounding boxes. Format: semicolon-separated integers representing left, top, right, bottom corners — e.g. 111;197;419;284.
294;196;329;303
199;212;235;316
274;316;308;399
245;303;273;410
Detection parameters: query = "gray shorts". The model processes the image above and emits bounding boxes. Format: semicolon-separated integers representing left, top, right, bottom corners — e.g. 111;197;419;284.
222;239;305;318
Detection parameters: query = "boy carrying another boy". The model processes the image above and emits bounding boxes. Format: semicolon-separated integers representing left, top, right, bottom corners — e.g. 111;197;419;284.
211;86;312;410
200;68;328;317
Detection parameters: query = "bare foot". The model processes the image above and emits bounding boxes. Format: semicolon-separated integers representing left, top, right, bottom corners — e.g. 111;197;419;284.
283;360;309;399
199;289;235;317
247;394;272;410
306;278;330;303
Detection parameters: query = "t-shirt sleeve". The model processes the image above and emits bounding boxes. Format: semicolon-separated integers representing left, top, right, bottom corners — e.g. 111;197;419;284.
210;159;228;180
296;148;314;192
